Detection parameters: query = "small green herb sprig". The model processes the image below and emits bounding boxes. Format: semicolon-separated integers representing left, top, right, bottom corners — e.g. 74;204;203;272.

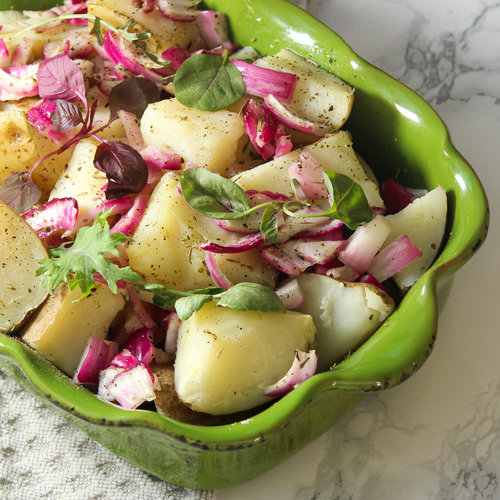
179;168;372;243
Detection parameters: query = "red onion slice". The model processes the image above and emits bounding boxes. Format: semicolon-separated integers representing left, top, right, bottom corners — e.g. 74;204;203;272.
164;311;180;356
197;10;228;48
205;251;232;289
0;38;10;68
12;37;34;66
275;279;305;309
0;67;38;100
382;178;417;215
263;350;317;397
359;273;390;295
110;189;150;236
367;235;423;283
73;336;119;385
102;31;164;84
232;60;297;104
200;232;265;253
288;152;326;200
110;349;142;371
124;327;156;365
161;46;188;70
105;363;157;409
22;197;78;239
326;264;360;282
338;215;392;274
260;244;312;276
118;110;146;151
290;238;345;265
140;144;182;171
263;94;326;135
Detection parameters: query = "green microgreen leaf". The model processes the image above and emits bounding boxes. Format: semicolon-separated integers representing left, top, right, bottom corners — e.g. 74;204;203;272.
179;168;251;219
138;283;224;309
174;53;245;111
217;282;286;314
322;171;372;229
36;211;142;299
260;206;279;244
89;16;103;45
175;294;214;320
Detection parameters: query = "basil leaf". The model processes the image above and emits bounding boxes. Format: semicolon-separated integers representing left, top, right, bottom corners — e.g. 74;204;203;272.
322;171;372;230
174;53;245;112
175;294;214;320
180;168;251;219
108;77;162;119
217;282;286;314
260;206;279;244
0;172;41;214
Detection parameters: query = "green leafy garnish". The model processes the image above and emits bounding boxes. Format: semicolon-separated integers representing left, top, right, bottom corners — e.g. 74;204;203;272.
174;53;245;111
216;282;286;314
139;281;285;320
322;171;373;230
179;167;372;236
260;206;279;244
36;211;142;299
180;167;251;219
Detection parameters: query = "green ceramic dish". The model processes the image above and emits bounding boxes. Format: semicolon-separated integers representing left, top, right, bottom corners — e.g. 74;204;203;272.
0;0;489;490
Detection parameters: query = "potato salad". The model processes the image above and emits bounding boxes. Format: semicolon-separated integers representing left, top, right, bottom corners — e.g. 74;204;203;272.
0;0;447;421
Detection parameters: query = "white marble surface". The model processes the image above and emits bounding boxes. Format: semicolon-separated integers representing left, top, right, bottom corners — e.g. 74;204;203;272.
1;0;499;498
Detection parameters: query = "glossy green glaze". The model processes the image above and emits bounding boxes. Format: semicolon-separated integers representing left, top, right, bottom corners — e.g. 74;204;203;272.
0;0;489;490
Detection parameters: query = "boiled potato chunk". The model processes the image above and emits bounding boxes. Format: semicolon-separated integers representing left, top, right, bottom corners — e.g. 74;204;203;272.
87;0;202;54
141;98;246;175
383;185;447;289
0;106;72;193
295;273;394;370
49;138;107;226
128;172;278;291
255;48;354;133
174;301;315;415
0;201;49;333
233;131;384;209
21;283;124;376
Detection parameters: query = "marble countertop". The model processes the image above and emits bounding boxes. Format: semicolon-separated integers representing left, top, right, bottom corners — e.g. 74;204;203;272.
1;0;499;498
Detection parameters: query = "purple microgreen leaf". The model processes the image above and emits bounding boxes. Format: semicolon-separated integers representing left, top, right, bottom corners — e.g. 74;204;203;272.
52;100;84;132
93;140;148;200
108;77;161;119
0;172;41;214
37;54;87;105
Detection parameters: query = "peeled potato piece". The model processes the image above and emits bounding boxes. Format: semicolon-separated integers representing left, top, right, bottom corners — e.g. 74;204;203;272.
21;283;125;376
0;201;49;333
295;273;394;370
383;186;447;289
175;301;315;415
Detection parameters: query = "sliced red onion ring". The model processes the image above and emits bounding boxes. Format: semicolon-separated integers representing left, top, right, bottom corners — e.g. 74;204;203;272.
22;197;78;239
205;251;232;289
73;336;119;385
314;258;343;275
110;189;150;236
297;222;344;239
288;152;326;200
263;94;326;135
274;125;293;157
110;349;142;370
140;144;182;171
359;273;390;295
338;215;392;274
232;60;297;104
367;235;422;283
12;37;34;66
382;178;417;215
0;67;38;100
118;110;146;151
124;327;156;365
200;232;265;253
131;0;155;13
157;0;201;21
197;10;228;48
5;63;40;79
326;264;360;282
260;244;312;276
164;311;180;356
263;350;317;397
161;46;188;70
102;31;164;84
275;279;305;309
104;363;157;409
290;238;345;265
0;38;10;68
